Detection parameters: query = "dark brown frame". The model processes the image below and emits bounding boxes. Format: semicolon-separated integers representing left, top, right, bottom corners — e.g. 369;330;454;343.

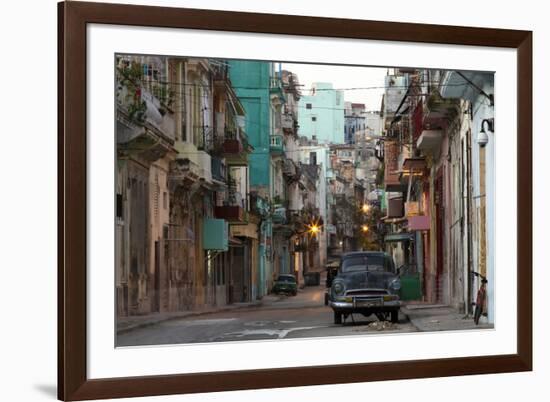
58;1;532;400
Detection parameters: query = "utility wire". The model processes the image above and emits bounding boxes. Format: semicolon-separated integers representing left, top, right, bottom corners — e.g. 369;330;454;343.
131;77;485;92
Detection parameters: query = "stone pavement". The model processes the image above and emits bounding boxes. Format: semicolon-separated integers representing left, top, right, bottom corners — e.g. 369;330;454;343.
401;303;493;332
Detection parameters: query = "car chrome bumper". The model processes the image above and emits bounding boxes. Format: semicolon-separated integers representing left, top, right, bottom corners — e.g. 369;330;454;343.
330;299;401;309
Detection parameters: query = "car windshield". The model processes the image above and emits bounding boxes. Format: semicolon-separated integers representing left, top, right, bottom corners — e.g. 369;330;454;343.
277;275;296;283
341;255;394;273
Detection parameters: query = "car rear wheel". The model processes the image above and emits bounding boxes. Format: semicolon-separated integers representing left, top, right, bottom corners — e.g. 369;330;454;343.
390;310;399;323
334;311;342;324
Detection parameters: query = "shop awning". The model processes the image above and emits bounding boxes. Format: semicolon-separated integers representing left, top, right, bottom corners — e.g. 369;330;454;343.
384;233;414;242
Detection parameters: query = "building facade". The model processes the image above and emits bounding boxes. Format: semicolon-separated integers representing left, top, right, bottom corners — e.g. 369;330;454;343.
378;68;494;322
116;56;253;317
298;82;345;144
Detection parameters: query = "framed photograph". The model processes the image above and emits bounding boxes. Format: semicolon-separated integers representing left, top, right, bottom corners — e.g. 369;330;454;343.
58;1;532;400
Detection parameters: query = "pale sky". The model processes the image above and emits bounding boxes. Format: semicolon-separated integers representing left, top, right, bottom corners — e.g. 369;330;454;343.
280;62;387;111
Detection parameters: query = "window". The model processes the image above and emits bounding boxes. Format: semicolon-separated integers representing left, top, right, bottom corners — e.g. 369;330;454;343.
311;117;317;122
341;254;394;273
306;103;312;109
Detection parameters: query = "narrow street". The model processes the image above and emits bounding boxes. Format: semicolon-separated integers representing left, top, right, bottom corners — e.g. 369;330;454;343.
114;57;496;341
117;284;417;347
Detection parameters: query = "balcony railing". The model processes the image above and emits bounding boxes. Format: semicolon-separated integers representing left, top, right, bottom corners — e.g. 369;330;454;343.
213;129;249;166
270;76;283;90
270;135;284;154
215;205;246;224
196;126;215;153
215;188;247;223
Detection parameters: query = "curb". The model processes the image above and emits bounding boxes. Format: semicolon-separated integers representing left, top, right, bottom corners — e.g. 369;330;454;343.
400;306;421;332
117;288;329;335
117;302;264;335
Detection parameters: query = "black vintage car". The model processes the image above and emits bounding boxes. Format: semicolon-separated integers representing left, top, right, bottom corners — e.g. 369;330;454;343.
328;251;401;324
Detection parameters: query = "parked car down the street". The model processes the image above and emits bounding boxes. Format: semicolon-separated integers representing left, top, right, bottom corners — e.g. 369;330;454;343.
272;274;298;296
328;251;401;324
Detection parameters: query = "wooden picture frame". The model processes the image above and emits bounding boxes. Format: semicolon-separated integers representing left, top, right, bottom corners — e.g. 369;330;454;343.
58;1;532;400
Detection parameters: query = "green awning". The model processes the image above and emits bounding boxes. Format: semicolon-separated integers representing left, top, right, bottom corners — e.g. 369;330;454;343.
384;233;413;242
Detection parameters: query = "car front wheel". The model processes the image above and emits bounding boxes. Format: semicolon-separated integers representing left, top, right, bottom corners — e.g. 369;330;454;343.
334;311;342;324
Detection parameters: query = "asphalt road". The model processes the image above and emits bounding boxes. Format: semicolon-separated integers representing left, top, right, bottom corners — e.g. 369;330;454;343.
117;286;418;347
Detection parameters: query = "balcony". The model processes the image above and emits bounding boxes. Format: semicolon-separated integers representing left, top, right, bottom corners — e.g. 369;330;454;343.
400;158;427;184
269;76;284;96
250;193;271;217
117;81;176;138
383;140;405;191
417;130;443;152
116;87;176;161
402;157;427;173
172;141;214;184
215;205;246;224
270;135;284;155
221;131;249;166
222;138;243;154
272;205;287;224
424;91;460;127
117;118;175;162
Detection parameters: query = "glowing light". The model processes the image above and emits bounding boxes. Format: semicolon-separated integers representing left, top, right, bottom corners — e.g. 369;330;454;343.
309;224;320;235
361;203;370;213
305;218;322;236
361;225;369;232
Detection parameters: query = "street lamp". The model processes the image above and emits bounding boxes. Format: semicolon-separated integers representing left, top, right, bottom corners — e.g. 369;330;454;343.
361;224;369;233
308;223;320;236
361;203;370;213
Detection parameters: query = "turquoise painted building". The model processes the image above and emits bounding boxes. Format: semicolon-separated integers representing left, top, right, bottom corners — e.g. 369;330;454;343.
228;60;271;191
298;82;345;144
228;60;274;298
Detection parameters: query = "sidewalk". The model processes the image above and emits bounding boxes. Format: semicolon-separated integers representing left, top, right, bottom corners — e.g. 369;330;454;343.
401;303;493;332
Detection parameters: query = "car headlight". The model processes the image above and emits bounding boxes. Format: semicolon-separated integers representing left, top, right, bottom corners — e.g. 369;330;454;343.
332;281;345;296
389;278;401;291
